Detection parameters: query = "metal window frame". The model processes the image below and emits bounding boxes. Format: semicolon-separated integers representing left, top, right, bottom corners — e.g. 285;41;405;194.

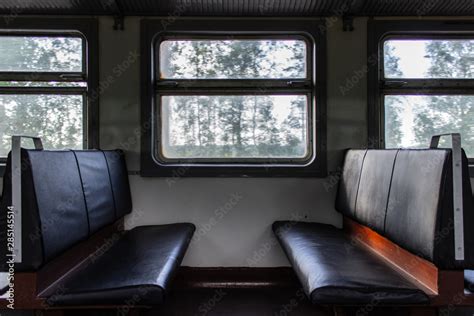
0;17;99;175
141;18;327;177
368;20;474;172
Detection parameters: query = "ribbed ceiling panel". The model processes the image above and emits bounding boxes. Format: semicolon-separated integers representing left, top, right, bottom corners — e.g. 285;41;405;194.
0;0;472;16
0;0;107;14
361;0;474;16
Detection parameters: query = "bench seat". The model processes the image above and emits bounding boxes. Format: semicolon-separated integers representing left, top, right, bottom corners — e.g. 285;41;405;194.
0;148;195;307
273;221;429;305
274;148;473;306
41;223;195;306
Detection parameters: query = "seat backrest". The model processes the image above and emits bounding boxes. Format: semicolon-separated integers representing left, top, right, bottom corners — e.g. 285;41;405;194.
336;148;474;269
0;149;132;272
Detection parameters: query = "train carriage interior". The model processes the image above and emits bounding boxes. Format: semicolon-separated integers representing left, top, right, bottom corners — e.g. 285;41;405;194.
0;0;473;315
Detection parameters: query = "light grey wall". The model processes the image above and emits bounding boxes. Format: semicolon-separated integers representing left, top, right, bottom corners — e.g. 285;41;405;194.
98;17;369;267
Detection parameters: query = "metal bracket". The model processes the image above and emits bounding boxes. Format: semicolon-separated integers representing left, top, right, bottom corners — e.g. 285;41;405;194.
342;16;354;32
430;133;464;261
11;136;43;263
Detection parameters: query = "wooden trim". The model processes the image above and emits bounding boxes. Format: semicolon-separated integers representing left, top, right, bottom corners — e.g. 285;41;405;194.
343;217;474;306
343;217;439;295
0;273;44;309
172;267;300;289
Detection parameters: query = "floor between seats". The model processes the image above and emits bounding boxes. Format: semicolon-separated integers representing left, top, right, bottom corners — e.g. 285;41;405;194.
44;288;474;316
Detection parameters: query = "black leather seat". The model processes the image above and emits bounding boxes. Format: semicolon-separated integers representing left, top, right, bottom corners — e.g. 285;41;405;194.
0;149;195;306
273;221;429;304
274;148;474;305
41;224;195;305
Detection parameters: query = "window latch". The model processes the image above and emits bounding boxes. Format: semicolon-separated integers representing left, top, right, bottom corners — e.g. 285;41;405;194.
59;73;85;81
156;81;179;87
383;80;408;87
286;80;308;87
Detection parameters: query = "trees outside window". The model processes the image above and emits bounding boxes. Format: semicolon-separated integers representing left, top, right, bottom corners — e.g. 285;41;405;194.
0;35;86;157
157;38;312;162
383;39;474;157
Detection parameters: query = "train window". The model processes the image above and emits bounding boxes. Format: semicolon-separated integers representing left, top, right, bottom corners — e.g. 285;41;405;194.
0;35;85;158
157;38;309;162
369;21;474;160
0;19;98;165
141;20;327;176
159;39;307;79
382;39;473;157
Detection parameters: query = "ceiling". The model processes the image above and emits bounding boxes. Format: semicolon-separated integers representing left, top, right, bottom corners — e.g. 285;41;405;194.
0;0;473;17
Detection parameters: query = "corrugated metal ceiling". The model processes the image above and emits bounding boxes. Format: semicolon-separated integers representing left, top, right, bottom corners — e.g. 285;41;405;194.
0;0;473;16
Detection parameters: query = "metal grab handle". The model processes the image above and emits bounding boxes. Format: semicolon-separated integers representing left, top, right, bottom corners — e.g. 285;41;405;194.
11;136;43;263
430;133;464;261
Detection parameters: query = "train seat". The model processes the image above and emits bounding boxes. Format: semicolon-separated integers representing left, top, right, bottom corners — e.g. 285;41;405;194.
0;149;195;306
275;148;474;305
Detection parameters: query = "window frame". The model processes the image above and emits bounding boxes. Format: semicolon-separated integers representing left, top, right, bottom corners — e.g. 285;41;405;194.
0;17;99;175
141;18;327;177
368;20;474;175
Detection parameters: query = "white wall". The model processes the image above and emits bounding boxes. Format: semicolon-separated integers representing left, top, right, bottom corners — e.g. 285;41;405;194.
98;17;369;267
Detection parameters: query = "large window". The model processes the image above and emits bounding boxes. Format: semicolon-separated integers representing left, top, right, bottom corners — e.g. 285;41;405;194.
141;20;327;177
0;19;98;165
369;21;474;164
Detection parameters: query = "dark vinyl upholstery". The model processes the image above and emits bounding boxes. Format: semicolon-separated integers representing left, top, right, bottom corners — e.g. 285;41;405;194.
274;148;474;304
103;150;133;219
1;149;132;271
273;222;429;304
335;150;366;219
355;150;398;233
74;151;116;234
29;151;90;262
384;150;474;269
0;148;195;306
41;224;195;306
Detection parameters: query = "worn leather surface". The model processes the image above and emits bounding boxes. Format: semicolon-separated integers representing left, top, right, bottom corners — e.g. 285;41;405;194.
103;150;133;219
273;221;429;304
42;223;195;306
384;150;448;263
0;149;133;271
384;149;474;269
355;150;398;234
336;148;474;269
28;151;90;262
335;149;366;219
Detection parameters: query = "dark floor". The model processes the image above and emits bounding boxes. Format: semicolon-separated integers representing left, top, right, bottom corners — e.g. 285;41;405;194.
58;288;469;316
5;289;474;316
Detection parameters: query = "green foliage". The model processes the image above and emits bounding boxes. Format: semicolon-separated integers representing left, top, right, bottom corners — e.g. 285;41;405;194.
383;43;404;148
162;40;308;159
413;41;474;156
0;37;83;156
384;40;473;156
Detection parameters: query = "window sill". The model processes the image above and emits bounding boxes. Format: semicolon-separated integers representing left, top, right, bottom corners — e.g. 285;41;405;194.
139;163;327;178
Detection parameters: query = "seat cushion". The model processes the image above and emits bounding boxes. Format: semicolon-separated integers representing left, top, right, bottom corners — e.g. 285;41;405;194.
42;223;195;306
273;221;429;305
